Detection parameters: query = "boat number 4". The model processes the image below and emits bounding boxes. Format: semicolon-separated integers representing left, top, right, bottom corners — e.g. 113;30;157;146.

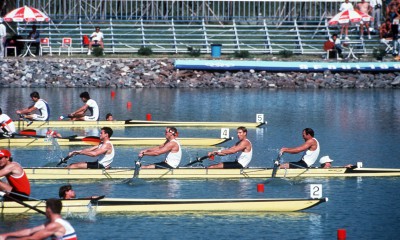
310;184;323;199
221;128;229;139
256;114;264;123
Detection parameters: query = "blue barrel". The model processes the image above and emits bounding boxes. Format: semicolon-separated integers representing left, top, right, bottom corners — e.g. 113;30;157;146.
211;44;222;58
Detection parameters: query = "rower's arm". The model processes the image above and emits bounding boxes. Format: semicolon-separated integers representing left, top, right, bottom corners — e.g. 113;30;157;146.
0;224;45;239
214;141;248;156
280;140;313;154
20;222;61;240
141;142;174;156
71;104;88;116
16;105;37;115
79;143;109;157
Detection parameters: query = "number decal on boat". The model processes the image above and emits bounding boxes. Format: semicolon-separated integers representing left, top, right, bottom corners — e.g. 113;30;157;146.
220;128;229;139
256;114;264;123
310;184;323;199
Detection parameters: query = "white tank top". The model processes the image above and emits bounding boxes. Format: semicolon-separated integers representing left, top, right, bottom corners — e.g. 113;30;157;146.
98;140;115;168
0;114;16;133
165;139;182;168
302;138;320;167
236;139;253;168
54;218;77;240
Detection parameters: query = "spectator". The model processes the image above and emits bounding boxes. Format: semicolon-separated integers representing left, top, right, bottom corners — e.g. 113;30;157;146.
323;34;343;59
27;25;40;56
0;18;6;58
356;0;373;39
380;19;394;52
386;0;398;22
339;0;354;40
88;26;104;55
370;0;383;30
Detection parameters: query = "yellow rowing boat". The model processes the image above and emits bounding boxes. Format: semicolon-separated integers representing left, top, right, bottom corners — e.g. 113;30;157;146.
0;136;232;147
18;119;266;128
0;197;328;214
24;166;400;180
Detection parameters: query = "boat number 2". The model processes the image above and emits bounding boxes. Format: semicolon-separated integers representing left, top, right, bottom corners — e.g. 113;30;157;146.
310;184;323;199
256;114;264;123
220;128;229;139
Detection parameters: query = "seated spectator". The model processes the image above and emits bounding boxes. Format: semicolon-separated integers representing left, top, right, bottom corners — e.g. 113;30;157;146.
323;34;343;59
6;35;24;56
27;25;40;56
88;26;104;55
380;18;393;39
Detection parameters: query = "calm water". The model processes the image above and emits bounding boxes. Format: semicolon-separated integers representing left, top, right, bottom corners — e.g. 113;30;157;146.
0;88;399;239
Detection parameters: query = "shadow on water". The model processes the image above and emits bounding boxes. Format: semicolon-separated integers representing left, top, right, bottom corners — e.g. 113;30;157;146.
264;177;294;186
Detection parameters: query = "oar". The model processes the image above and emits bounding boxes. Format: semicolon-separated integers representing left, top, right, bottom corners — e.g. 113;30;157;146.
271;153;282;178
18;114;33;126
57;154;75;166
184;154;215;167
0;191;46;215
132;156;143;179
81;136;101;144
15;129;78;139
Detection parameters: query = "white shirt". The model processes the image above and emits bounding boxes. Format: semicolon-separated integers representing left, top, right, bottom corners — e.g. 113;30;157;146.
302;138;320;167
90;31;104;41
98;140;114;168
34;99;50;120
340;2;354;12
0;113;16;133
236;139;253;168
86;99;99;120
369;0;382;8
54;218;77;240
165;139;182;168
0;23;6;38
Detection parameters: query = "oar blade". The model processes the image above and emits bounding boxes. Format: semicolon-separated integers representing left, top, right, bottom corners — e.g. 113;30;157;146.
271;153;282;178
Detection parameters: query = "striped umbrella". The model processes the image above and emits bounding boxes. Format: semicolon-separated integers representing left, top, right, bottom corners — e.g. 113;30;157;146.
355;10;373;22
328;10;364;26
3;6;50;22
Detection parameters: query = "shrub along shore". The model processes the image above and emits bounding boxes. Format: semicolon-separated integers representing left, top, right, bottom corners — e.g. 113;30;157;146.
1;58;400;88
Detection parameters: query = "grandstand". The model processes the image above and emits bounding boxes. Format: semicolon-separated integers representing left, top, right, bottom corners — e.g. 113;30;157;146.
3;1;384;56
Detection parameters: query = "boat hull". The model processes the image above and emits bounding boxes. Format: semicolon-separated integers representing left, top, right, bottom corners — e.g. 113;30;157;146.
0;197;327;214
18;119;266;128
24;167;400;180
0;137;232;147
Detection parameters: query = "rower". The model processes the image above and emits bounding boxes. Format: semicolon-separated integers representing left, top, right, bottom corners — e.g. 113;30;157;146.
105;113;114;121
319;156;333;168
138;127;182;169
66;127;114;169
207;126;252;169
0;108;16;136
279;128;320;169
15;91;50;125
68;91;99;121
59;184;99;200
0;149;31;201
0;199;78;240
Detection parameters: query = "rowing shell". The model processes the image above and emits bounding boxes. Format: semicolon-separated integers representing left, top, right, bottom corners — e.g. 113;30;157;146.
24;167;400;180
19;119;266;129
0;136;232;147
0;197;328;214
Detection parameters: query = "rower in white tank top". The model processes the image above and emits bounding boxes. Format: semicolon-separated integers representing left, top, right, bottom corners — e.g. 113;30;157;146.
53;218;77;240
302;138;320;167
165;139;182;168
236;139;253;168
98;140;115;168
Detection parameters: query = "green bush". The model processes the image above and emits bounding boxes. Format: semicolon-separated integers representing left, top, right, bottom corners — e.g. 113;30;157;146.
138;46;153;56
92;47;104;57
234;50;250;58
278;50;293;58
187;47;201;57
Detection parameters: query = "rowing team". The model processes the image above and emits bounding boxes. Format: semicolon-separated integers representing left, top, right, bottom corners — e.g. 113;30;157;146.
0;91;103;135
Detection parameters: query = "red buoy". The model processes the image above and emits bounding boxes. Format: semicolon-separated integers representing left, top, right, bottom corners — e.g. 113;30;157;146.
111;91;116;98
146;113;152;121
337;229;346;240
257;183;264;192
127;101;132;108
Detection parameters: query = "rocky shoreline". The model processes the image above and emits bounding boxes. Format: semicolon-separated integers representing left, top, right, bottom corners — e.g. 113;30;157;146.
1;58;400;88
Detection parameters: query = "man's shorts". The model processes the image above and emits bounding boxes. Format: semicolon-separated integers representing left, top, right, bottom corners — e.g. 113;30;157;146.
87;161;105;169
223;161;244;169
289;160;309;169
154;161;173;169
32;114;47;121
84;116;98;121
